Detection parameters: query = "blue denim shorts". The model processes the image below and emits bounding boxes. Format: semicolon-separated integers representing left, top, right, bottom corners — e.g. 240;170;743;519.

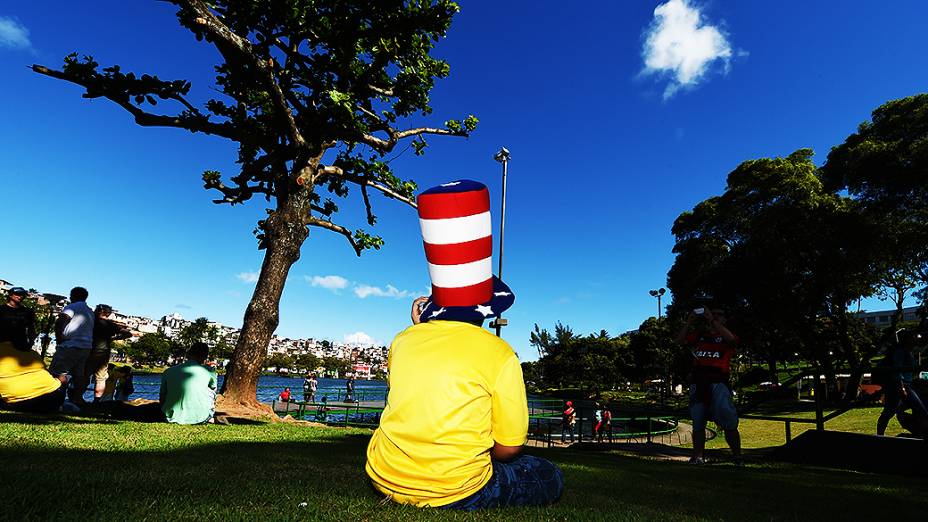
690;383;739;432
442;454;563;511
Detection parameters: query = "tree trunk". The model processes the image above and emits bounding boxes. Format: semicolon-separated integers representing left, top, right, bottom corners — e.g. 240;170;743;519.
220;191;310;407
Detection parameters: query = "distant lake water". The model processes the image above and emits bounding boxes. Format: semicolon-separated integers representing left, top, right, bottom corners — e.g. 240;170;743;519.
82;374;387;404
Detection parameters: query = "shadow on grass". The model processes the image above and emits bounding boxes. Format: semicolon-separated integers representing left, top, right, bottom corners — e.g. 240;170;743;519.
0;411;119;425
1;417;926;521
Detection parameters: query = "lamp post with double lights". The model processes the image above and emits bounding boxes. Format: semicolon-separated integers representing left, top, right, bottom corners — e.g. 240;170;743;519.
649;287;666;319
490;147;510;337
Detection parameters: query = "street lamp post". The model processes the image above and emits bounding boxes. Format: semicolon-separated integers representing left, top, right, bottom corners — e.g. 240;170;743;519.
649;288;666;319
491;147;510;337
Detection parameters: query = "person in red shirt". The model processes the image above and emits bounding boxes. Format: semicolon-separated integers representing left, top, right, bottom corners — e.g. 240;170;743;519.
597;406;613;443
675;307;743;465
560;401;576;443
279;387;292;402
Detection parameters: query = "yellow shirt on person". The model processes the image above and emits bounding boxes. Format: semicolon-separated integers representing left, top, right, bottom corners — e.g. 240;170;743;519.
0;341;61;403
365;320;528;507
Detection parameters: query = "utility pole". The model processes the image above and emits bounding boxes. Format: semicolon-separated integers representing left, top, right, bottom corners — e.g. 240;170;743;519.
491;147;510;337
649;288;666;318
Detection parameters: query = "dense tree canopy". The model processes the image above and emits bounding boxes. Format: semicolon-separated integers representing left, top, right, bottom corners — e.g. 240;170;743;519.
527;319;685;393
668;149;887;391
821;94;928;322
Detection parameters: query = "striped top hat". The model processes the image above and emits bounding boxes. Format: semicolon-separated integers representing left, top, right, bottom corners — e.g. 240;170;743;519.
417;179;514;323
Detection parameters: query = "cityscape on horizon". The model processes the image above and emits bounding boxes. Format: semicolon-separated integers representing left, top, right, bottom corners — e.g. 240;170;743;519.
0;277;388;378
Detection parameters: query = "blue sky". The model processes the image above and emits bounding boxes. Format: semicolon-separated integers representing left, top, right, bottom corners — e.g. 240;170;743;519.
1;1;926;361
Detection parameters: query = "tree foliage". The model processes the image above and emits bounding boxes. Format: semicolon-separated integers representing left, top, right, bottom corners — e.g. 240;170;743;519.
666;146;899;394
123;332;174;366
528;320;681;392
821;93;928;320
32;0;475;404
174;317;220;353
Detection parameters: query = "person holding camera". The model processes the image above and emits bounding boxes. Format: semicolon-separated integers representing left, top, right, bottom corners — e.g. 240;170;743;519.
675;307;743;465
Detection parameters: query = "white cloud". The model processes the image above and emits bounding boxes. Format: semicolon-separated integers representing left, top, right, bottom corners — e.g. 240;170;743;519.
0;17;31;50
641;0;734;99
353;284;413;299
236;271;259;283
306;274;350;291
344;331;376;347
304;273;416;299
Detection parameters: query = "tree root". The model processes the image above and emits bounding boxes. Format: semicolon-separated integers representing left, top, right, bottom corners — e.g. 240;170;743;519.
215;394;279;423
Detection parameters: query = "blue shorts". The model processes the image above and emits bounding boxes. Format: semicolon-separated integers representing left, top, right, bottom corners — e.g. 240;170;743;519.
442;454;563;510
690;383;739;432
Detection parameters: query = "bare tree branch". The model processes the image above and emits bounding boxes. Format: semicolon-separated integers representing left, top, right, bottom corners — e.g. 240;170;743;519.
204;177;273;204
31;64;240;140
366;84;394;97
315;165;417;208
363;179;417;208
307;217;362;256
359;126;464;153
360;182;375;225
395;127;464;141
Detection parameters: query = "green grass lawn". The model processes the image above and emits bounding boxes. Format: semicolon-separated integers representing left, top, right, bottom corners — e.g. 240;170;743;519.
2;411;925;521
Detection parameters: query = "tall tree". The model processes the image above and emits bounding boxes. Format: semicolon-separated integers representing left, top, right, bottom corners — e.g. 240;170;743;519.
821;93;928;316
33;1;475;409
668;149;882;392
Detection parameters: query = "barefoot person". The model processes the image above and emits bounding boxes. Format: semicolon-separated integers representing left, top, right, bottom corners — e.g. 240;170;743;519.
675;306;743;465
366;180;563;509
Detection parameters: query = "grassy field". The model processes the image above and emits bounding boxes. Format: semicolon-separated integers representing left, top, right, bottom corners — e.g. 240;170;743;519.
2;411;925;521
703;405;906;449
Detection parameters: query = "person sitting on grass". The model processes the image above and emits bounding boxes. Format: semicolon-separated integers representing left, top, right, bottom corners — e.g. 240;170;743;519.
366;180;563;510
0;288;66;413
160;342;217;425
115;365;134;401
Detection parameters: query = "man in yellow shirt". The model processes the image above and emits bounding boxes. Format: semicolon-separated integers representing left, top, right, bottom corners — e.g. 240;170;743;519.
366;180;563;509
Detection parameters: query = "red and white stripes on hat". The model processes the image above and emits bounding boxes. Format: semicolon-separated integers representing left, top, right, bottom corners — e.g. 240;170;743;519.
417;180;494;307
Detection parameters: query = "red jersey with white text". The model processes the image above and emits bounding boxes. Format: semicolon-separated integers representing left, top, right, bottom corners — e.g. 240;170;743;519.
686;332;738;384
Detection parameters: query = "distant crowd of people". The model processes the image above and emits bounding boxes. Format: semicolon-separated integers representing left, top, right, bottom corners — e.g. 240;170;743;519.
0;286;218;425
278;375;357;405
559;400;613;443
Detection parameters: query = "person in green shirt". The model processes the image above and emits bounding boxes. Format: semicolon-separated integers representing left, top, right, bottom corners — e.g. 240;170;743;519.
160;342;217;424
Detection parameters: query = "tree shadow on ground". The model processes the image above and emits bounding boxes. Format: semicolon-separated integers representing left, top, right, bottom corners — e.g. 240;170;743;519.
532;446;927;521
0;411;119;425
1;420;926;521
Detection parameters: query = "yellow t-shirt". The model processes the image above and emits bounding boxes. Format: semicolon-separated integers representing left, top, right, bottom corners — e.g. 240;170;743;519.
0;341;62;403
365;321;528;507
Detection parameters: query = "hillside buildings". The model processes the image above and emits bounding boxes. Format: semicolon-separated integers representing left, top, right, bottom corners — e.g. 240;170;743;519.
2;278;387;376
